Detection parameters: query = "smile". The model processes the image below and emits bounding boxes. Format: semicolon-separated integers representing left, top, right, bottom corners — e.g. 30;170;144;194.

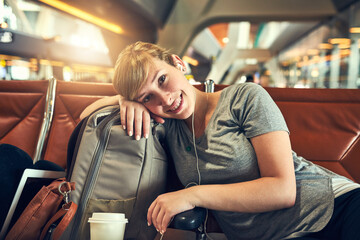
168;94;183;113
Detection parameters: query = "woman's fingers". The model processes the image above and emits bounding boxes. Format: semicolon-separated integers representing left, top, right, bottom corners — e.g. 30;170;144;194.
155;208;166;233
147;191;195;235
133;107;142;140
149;202;177;234
159;212;173;234
151;202;171;234
133;106;151;139
118;99;165;139
119;100;151;139
120;105;127;131
142;111;151;139
126;105;135;137
148;201;160;229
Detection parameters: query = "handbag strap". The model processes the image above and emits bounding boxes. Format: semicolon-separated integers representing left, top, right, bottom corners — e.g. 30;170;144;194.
39;202;78;240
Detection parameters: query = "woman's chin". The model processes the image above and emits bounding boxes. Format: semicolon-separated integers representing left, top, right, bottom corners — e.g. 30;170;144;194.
180;111;193;120
163;112;191;120
161;105;193;120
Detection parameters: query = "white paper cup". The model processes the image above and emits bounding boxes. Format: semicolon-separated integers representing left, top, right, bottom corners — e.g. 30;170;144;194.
88;213;128;240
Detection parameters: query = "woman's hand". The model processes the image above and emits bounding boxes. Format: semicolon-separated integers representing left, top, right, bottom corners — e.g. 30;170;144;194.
119;98;164;140
80;95;165;139
120;99;151;140
147;189;196;235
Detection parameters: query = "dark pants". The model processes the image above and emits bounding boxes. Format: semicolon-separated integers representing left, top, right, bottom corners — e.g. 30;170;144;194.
291;188;360;240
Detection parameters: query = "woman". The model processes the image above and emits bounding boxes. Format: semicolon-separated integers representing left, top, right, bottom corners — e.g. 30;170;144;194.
81;42;360;240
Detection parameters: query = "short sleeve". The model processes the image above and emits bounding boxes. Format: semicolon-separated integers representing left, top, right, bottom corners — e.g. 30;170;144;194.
229;83;289;138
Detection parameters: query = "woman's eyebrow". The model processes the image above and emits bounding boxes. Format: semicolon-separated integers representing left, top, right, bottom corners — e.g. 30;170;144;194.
136;70;160;101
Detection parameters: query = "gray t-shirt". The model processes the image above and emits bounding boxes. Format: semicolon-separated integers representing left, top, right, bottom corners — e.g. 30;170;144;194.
162;83;342;239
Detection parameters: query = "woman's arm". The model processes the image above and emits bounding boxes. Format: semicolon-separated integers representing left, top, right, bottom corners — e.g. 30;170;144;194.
148;130;296;234
80;95;164;139
80;95;119;119
189;131;296;211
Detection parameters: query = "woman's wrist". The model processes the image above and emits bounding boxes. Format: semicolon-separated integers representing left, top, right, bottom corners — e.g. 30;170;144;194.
184;185;202;208
117;94;123;104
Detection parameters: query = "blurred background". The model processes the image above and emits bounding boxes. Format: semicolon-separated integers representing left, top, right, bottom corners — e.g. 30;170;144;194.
1;0;360;88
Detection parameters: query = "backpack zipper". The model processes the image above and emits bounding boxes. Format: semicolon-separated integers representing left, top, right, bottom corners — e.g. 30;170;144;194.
70;110;119;239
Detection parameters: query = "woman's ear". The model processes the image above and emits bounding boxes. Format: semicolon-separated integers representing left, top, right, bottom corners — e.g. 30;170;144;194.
176;63;183;71
171;54;185;72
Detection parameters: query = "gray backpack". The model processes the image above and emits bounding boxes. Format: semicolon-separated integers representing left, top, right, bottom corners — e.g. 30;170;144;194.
63;105;168;240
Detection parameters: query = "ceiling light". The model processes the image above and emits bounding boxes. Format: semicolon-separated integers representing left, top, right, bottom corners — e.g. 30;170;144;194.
312;55;320;62
328;38;351;45
350;27;360;33
182;56;199;66
245;58;257;65
338;43;350;49
319;43;332;49
311;69;319;78
340;49;351;56
307;49;319;55
39;0;123;34
0;22;8;29
264;70;271;76
222;37;229;44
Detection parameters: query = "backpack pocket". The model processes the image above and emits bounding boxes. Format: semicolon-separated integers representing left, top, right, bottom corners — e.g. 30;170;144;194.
79;198;136;240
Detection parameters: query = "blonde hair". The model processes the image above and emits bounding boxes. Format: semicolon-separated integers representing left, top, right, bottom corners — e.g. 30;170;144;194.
113;41;174;101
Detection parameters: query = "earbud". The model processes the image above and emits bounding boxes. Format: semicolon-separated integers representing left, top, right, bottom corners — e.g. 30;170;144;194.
176;63;183;72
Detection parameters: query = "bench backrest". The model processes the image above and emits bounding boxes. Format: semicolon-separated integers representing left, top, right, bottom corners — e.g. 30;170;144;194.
43;81;117;167
0;80;48;158
214;84;360;183
268;87;360;183
1;80;359;183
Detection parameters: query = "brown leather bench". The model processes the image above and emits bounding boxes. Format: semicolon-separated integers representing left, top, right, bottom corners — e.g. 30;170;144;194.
1;80;359;237
42;80;116;168
269;87;360;183
0;80;49;159
1;79;359;186
0;80;117;167
214;84;360;183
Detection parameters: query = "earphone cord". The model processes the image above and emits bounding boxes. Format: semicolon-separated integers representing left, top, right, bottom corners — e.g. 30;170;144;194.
191;110;201;186
191;93;216;240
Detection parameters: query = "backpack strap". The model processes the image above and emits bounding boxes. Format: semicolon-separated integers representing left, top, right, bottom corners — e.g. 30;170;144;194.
66;117;88;179
39;202;77;240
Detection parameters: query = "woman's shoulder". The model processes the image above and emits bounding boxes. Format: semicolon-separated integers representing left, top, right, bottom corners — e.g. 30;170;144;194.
220;83;265;102
224;82;264;93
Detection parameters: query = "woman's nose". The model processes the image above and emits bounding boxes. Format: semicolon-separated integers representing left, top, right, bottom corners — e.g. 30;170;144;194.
159;92;172;106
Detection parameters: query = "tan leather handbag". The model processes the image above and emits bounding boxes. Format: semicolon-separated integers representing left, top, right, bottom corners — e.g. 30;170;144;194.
5;178;77;240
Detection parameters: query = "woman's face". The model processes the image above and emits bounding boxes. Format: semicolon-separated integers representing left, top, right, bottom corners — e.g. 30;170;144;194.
135;56;195;120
